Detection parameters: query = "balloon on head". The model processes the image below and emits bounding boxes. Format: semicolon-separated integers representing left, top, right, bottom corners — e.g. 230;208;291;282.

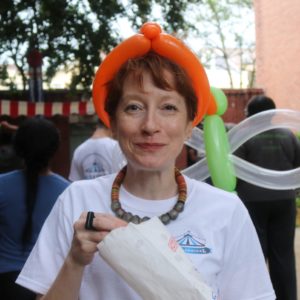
92;22;213;128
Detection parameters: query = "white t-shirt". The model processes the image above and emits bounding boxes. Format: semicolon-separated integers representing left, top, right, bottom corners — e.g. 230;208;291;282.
69;137;125;181
17;174;275;300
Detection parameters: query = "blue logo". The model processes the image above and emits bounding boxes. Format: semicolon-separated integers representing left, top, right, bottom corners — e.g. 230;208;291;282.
176;231;211;254
85;162;106;179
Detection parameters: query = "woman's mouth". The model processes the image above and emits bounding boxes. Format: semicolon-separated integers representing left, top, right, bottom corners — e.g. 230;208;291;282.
136;143;165;151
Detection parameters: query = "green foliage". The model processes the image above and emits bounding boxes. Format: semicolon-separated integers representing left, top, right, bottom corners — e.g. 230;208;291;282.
0;64;18;90
0;65;8;82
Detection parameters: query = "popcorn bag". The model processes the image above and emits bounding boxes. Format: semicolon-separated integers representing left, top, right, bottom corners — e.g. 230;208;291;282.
97;217;212;300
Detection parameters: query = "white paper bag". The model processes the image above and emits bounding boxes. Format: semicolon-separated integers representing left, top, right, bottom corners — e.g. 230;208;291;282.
97;217;212;300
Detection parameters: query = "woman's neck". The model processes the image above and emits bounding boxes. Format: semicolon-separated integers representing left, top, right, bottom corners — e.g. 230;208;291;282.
122;166;178;200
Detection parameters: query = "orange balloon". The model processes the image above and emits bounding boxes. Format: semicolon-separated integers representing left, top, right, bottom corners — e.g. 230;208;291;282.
151;33;213;125
140;22;161;39
93;22;213;127
206;92;217;116
93;34;151;127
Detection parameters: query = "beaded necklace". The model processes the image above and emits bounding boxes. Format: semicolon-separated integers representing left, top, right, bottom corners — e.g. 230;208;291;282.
111;166;187;225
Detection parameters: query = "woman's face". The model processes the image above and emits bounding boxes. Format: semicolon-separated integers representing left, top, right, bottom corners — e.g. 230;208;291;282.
111;70;193;172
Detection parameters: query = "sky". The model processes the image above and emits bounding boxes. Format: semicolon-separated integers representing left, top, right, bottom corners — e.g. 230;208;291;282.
113;4;255;89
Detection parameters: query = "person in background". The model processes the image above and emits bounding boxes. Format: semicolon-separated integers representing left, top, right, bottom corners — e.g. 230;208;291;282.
0;117;70;300
16;23;275;300
235;95;300;300
69;119;124;181
186;145;200;166
0;120;22;173
186;123;204;167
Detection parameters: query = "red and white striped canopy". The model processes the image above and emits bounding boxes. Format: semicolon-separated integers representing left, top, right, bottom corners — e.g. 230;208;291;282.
0;100;95;117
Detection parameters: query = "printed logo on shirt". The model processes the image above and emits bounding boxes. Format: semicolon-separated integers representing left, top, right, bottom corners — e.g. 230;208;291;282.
84;162;107;179
212;292;220;300
176;231;211;254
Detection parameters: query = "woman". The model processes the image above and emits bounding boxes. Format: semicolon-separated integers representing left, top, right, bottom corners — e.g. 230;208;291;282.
17;23;275;299
0;117;70;300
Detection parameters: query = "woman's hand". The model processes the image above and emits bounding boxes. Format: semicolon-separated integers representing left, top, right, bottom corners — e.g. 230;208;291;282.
68;212;127;267
35;213;127;300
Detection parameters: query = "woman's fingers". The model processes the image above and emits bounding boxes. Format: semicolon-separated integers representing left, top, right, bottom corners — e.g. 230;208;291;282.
78;211;127;232
69;212;128;266
92;213;128;231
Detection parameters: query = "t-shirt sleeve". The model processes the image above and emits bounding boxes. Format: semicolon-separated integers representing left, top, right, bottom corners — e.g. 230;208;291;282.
69;149;83;181
16;191;74;295
217;200;276;300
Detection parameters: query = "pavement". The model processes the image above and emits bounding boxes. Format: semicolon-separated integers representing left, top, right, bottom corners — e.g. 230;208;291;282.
295;228;300;299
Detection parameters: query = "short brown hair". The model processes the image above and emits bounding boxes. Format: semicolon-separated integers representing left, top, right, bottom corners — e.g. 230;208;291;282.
105;52;197;123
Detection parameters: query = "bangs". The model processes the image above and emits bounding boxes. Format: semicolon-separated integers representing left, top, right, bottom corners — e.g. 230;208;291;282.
105;52;197;122
118;53;176;91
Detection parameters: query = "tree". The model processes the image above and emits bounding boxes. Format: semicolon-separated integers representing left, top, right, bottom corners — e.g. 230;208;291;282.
0;0;255;92
188;0;255;88
0;0;196;92
0;64;17;90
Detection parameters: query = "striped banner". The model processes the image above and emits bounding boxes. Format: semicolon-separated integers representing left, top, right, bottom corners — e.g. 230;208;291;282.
0;100;95;117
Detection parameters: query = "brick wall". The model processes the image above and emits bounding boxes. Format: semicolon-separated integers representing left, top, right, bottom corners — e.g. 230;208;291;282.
222;88;263;123
254;0;300;110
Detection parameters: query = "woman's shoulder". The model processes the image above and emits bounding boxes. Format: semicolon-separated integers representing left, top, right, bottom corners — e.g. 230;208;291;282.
185;175;248;226
0;169;23;182
186;175;238;199
54;173;117;211
185;175;243;211
66;172;116;194
44;173;70;185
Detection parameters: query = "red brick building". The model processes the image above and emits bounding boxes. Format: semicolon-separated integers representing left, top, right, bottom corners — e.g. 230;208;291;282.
254;0;300;110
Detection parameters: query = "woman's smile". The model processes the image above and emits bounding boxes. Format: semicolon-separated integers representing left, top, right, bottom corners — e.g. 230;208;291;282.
135;142;166;151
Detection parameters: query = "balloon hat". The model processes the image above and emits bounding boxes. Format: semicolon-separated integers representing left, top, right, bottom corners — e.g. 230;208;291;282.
92;22;216;128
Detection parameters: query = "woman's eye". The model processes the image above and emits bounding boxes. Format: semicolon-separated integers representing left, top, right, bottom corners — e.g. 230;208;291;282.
163;104;178;111
124;104;142;112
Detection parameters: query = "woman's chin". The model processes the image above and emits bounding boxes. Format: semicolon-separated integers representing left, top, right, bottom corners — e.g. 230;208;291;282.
127;158;174;172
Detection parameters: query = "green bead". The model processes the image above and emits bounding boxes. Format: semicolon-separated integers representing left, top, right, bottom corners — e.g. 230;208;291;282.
111;201;121;212
169;209;179;220
160;213;171;225
131;215;141;224
116;208;125;218
174;201;185;212
122;212;133;222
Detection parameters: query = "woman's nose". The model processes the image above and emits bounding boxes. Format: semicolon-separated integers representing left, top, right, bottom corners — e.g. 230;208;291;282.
141;110;160;135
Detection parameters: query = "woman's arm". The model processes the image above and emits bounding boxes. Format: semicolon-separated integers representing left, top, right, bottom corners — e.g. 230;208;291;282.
36;255;84;300
37;213;127;300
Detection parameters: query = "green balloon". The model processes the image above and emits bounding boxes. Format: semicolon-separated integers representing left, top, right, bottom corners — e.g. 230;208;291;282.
210;87;228;116
204;115;236;192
